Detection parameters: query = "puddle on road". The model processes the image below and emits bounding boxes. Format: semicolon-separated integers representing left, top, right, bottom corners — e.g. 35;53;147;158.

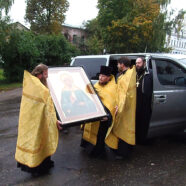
0;128;11;133
0;108;20;115
0;125;18;140
0;133;17;139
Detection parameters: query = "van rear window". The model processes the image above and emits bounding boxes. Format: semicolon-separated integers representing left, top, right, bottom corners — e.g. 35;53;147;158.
73;58;107;80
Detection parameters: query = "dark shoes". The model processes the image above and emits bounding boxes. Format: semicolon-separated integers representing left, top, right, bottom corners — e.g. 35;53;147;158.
17;157;55;177
48;159;54;168
31;160;54;177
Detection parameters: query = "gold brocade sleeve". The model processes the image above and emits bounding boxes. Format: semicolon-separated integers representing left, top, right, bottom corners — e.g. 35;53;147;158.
15;71;58;168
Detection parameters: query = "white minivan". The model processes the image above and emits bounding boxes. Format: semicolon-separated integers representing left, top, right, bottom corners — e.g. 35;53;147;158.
71;53;186;139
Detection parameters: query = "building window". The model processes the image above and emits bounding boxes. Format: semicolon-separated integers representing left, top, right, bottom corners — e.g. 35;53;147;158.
73;35;77;44
81;36;85;44
170;40;173;46
64;33;69;40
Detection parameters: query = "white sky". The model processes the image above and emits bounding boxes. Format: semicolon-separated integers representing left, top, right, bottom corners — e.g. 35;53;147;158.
8;0;98;27
8;0;186;28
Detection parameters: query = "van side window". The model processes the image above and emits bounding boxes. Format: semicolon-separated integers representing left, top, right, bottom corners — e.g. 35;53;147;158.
73;58;107;80
155;60;186;86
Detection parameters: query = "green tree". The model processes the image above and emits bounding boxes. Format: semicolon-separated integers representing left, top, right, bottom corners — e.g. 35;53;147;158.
84;18;104;54
97;0;133;28
0;16;11;51
1;30;39;82
0;0;14;15
0;0;14;67
87;0;185;53
0;0;14;43
35;34;80;66
1;30;79;82
25;0;69;34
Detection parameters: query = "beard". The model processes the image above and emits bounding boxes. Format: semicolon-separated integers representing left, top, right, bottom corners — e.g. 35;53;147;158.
99;81;109;86
136;66;145;74
118;67;123;73
40;77;47;87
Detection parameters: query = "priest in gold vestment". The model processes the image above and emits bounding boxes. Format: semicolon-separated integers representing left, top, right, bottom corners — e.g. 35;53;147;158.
105;57;136;158
81;66;117;157
15;64;62;175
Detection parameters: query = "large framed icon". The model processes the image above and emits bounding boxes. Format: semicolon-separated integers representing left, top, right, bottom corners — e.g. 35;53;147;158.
47;67;108;127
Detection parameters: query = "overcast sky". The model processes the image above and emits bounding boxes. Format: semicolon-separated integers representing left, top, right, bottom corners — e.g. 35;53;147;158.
9;0;186;28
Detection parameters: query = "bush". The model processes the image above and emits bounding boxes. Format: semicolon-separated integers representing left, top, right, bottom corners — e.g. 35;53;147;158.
1;30;80;82
35;34;79;66
2;31;39;82
0;55;4;68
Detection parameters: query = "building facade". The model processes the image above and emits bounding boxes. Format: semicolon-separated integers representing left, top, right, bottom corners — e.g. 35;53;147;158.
61;24;86;46
12;22;87;48
11;22;29;31
166;18;186;55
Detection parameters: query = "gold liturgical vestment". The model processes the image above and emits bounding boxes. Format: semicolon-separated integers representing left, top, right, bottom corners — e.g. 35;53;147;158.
15;71;58;168
105;67;136;149
83;75;116;145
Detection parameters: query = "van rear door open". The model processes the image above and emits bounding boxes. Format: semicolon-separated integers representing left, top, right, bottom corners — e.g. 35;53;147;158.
71;57;107;80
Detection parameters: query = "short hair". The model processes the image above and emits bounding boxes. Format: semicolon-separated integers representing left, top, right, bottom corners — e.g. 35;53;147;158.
118;57;131;67
31;63;48;77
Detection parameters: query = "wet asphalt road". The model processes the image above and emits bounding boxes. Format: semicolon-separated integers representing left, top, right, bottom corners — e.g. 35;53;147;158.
0;88;186;186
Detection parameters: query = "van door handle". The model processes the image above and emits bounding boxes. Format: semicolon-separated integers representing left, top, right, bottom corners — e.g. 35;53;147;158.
154;95;167;104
